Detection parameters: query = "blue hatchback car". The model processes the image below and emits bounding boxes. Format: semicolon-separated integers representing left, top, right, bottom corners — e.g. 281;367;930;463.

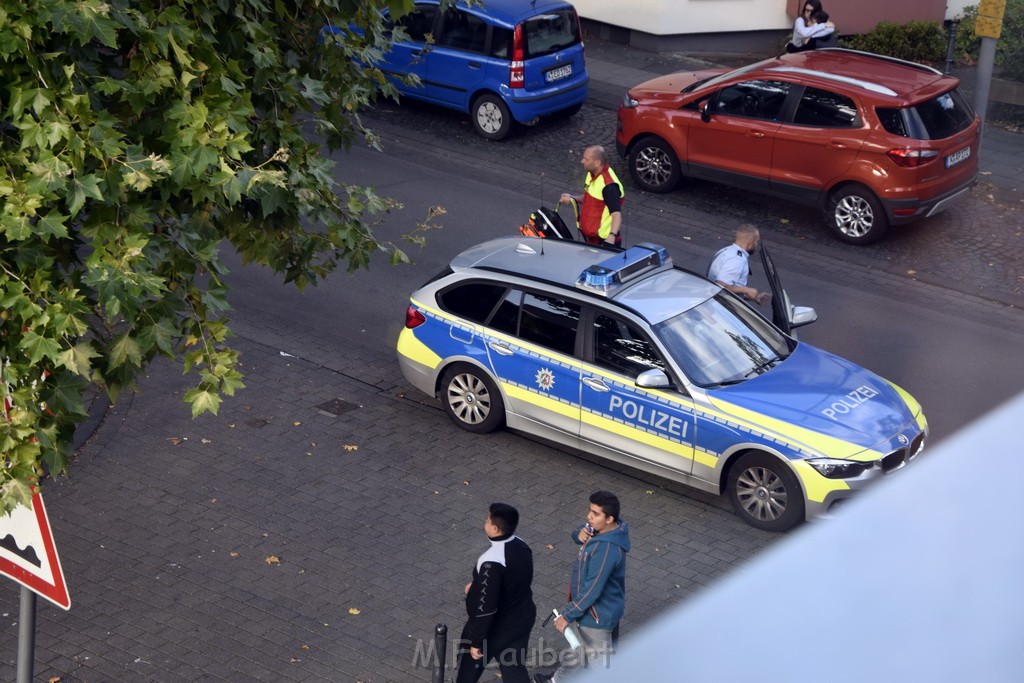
368;0;589;140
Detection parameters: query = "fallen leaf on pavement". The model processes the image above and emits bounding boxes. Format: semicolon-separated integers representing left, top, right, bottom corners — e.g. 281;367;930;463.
168;438;181;445
546;544;554;550
301;644;310;651
343;444;358;452
201;438;211;444
48;677;61;683
289;658;301;663
229;552;239;557
265;555;281;565
348;607;361;615
293;421;302;426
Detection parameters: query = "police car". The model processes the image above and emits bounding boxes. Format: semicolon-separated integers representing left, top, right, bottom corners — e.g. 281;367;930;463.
396;238;927;531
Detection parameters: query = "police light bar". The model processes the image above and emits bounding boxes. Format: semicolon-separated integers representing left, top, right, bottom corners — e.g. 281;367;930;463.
576;243;672;295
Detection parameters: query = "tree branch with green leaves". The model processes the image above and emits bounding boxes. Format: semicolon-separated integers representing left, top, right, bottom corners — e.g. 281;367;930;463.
0;0;439;513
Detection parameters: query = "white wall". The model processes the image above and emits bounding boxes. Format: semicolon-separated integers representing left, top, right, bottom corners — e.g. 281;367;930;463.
571;0;792;35
945;0;976;21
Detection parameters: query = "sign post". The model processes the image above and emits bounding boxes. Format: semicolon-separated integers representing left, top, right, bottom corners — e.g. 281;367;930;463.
973;0;1008;136
1;490;71;682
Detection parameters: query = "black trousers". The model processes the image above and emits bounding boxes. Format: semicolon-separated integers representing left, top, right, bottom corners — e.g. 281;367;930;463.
454;623;532;683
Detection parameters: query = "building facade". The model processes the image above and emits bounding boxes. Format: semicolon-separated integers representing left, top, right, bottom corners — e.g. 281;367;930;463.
574;0;958;52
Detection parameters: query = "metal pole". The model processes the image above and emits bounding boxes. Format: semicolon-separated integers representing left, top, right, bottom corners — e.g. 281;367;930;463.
431;623;448;683
17;587;37;683
944;20;960;74
974;36;998;139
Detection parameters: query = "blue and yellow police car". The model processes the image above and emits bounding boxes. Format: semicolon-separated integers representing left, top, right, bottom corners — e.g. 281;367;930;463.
397;238;927;531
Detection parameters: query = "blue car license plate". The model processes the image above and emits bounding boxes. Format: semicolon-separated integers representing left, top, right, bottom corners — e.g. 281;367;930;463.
545;64;572;83
945;146;970;168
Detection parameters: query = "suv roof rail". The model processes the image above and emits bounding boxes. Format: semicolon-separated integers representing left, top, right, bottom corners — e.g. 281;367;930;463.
766;65;898;96
815;47;944;76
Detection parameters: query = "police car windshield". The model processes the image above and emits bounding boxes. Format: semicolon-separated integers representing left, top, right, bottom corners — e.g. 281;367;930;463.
654;294;791;388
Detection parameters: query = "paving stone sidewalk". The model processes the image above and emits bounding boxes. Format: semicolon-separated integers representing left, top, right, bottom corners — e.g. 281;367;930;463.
1;334;774;682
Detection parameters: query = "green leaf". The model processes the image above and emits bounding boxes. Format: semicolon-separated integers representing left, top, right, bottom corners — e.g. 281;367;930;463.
20;331;62;364
138;318;178;355
56;343;99;377
66;174;105;217
33;213;69;240
0;480;35;516
184;387;222;417
44;372;88;417
108;334;142;370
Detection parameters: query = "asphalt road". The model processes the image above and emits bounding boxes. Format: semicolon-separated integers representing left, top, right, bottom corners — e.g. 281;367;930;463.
224;131;1024;443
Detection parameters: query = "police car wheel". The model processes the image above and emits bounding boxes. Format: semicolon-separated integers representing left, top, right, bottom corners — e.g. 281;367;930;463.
727;453;805;532
440;364;504;434
827;185;889;245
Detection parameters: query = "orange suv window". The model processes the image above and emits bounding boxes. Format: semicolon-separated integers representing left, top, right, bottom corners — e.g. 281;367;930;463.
793;87;859;128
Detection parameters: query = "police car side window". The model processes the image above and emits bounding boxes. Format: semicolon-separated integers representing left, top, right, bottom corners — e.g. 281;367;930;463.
488;288;523;335
438;282;508;324
593;314;666;377
519;292;580;356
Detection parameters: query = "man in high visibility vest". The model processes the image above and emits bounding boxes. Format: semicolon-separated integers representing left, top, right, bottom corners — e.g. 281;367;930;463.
560;145;623;246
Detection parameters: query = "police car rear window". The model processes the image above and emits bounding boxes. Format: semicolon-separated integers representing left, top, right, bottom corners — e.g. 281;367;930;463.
438;282;507;324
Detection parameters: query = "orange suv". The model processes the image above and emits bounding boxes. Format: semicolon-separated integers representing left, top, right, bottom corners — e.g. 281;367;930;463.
615;49;980;244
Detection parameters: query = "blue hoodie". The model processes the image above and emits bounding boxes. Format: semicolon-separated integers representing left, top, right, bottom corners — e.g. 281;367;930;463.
562;521;631;630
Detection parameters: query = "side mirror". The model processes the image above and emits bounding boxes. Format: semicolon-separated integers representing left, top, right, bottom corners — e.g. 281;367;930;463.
636;368;672;389
700;100;712;123
790;306;817;329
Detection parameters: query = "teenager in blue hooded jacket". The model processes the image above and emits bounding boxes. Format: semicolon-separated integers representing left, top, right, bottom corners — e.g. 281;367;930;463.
536;491;631;682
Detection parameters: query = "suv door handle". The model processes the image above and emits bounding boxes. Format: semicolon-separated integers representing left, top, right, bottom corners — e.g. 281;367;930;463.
747;130;765;138
488;342;514;356
827;141;848;150
583;377;610;392
468;61;481;69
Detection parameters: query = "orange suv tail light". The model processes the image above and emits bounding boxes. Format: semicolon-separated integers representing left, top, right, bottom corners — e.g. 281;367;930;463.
510;25;524;88
886;148;940;167
405;306;426;329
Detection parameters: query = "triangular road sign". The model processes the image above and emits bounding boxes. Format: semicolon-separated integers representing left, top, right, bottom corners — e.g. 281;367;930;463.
0;490;71;610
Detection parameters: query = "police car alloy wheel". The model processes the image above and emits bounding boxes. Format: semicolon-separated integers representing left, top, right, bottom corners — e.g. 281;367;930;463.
727;452;805;532
440;364;505;434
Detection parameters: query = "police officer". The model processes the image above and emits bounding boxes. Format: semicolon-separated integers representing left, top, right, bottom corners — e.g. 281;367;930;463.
707;224;769;305
560;146;623;246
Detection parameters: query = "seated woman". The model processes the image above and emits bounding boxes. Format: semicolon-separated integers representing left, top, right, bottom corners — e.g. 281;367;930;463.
786;2;836;53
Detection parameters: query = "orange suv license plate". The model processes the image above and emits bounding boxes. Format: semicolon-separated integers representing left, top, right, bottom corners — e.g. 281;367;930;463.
945;147;970;168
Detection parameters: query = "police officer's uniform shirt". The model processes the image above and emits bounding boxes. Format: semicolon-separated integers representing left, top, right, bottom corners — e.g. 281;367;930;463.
707;244;751;287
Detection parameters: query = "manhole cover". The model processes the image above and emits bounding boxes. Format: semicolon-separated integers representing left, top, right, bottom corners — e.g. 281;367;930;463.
315;399;360;417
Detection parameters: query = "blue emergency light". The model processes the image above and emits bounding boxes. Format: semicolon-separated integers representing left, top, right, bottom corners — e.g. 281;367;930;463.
576;243;672;295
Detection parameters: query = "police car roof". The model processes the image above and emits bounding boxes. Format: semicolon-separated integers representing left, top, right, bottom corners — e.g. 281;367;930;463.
449;238;718;323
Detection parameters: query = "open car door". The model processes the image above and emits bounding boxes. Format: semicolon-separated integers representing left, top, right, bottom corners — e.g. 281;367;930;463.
759;241;817;335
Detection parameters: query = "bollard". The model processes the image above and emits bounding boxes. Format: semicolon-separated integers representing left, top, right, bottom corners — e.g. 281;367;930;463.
944;20;960;75
432;623;448;683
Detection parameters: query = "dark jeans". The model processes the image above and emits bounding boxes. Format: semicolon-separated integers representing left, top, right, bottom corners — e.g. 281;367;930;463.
454;626;532;683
